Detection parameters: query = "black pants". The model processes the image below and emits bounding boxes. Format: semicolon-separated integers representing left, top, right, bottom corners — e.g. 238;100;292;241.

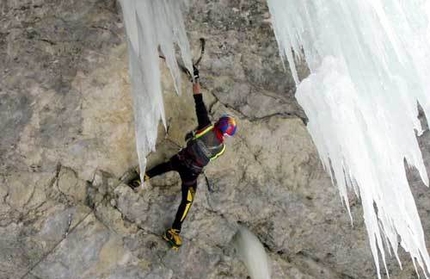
146;154;200;232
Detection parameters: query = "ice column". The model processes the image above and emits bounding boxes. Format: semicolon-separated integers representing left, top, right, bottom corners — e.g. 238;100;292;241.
268;0;430;277
233;225;271;279
119;0;193;178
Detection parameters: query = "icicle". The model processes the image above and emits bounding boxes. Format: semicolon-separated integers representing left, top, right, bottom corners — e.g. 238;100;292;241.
268;0;430;277
233;225;272;279
119;0;193;179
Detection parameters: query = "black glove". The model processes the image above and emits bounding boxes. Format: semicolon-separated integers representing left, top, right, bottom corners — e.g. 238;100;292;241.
191;65;199;82
185;130;195;142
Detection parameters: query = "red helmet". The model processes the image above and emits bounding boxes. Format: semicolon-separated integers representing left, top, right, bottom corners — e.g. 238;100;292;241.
215;115;237;137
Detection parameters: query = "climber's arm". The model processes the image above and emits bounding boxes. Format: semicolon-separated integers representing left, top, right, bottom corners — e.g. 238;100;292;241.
193;82;211;130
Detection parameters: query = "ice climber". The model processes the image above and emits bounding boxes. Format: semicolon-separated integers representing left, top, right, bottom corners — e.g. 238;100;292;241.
128;66;237;250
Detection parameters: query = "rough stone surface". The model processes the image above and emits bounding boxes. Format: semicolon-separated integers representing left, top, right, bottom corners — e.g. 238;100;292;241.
1;0;430;279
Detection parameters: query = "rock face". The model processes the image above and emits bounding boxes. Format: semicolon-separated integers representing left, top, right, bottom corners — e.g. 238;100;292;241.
1;0;430;279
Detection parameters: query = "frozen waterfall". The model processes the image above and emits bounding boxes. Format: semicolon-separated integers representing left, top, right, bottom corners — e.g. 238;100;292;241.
267;0;430;277
118;0;193;180
119;0;430;277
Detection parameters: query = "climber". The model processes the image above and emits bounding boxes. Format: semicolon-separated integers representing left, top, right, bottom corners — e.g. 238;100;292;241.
128;66;237;250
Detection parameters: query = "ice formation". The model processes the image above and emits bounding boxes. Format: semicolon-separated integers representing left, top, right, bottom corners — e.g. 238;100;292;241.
233;225;271;279
267;0;430;277
118;0;193;179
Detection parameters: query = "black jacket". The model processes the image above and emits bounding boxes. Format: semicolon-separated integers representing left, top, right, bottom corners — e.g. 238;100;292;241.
179;93;225;173
193;94;211;130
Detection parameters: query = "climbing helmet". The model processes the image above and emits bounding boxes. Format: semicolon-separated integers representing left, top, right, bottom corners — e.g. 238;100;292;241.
215;115;237;137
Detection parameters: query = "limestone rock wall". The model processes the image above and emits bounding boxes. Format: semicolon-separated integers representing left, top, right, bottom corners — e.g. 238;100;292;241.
1;0;430;279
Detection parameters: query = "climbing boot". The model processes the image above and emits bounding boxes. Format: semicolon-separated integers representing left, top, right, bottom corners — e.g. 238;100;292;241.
163;228;182;250
128;173;150;189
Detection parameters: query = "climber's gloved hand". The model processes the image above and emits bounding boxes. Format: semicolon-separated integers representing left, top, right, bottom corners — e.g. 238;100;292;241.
185;130;195;142
191;65;199;83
